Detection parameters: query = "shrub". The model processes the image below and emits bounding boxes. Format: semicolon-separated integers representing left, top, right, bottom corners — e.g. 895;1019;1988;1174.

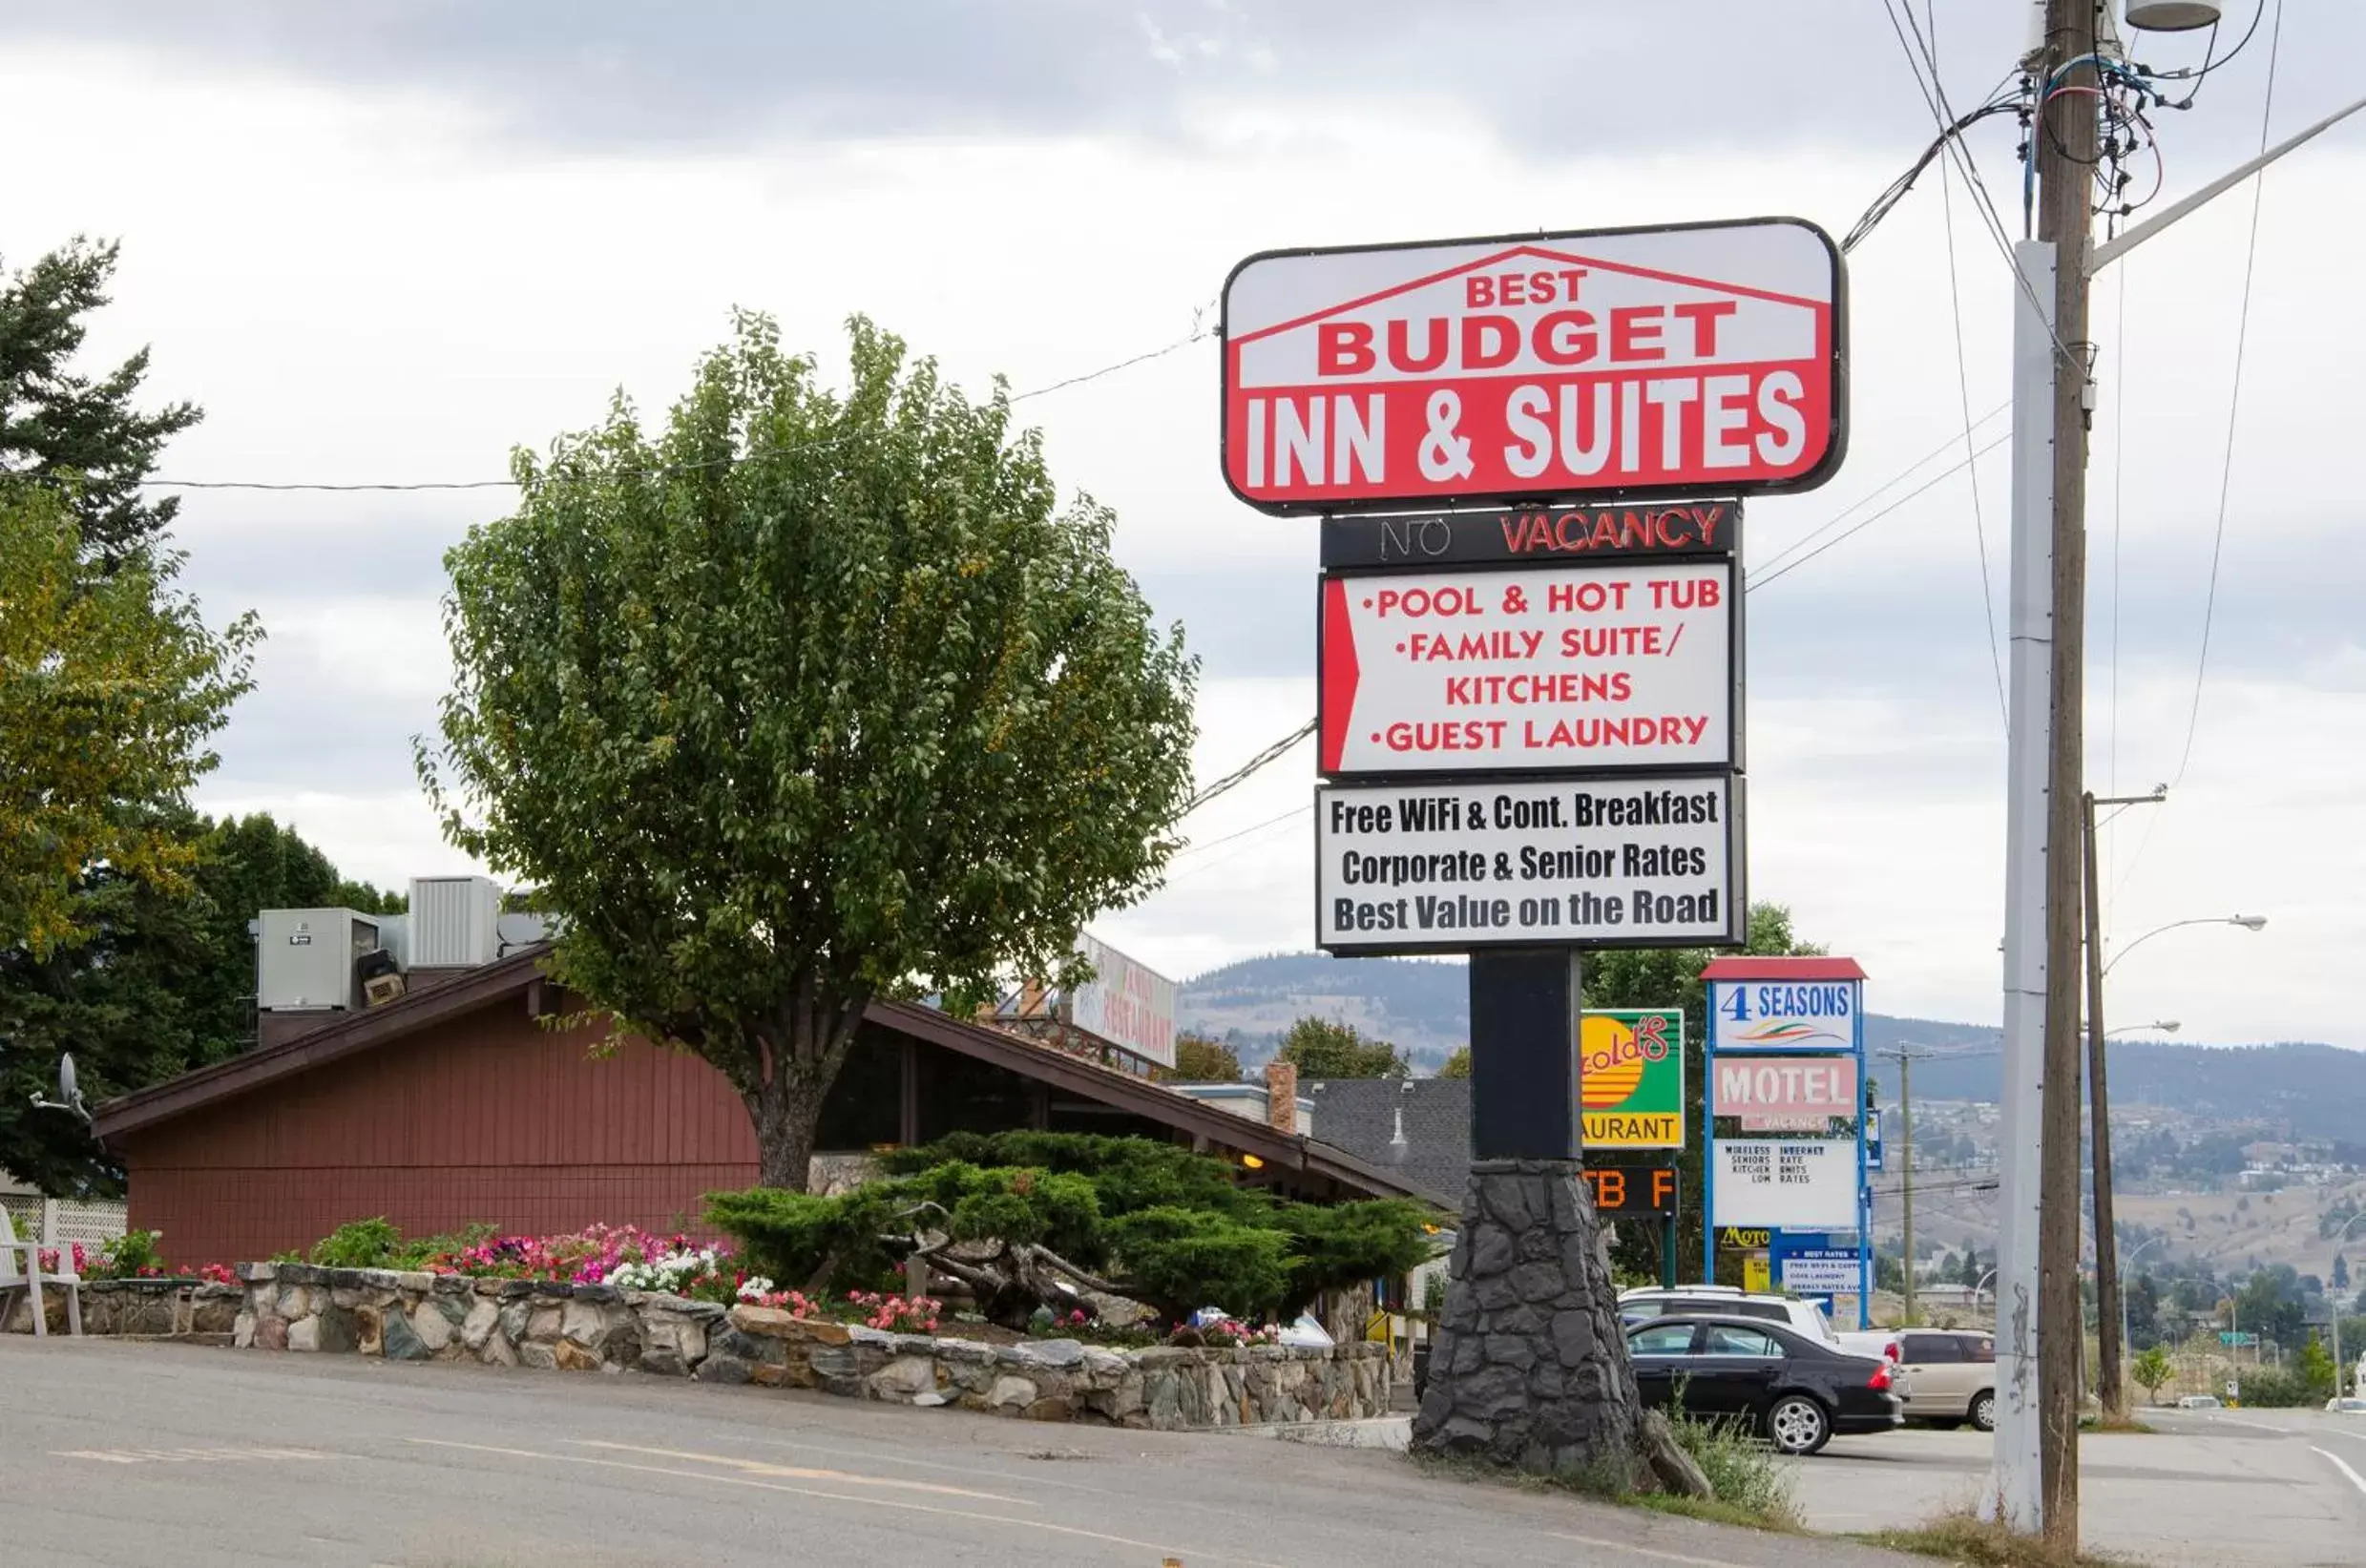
713;1132;1437;1329
2231;1366;2314;1408
1102;1205;1288;1323
310;1217;403;1269
1274;1199;1438;1318
1661;1405;1801;1526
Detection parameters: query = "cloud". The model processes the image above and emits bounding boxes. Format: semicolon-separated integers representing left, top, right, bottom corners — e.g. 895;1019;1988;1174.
10;2;2353;163
10;14;2362;1051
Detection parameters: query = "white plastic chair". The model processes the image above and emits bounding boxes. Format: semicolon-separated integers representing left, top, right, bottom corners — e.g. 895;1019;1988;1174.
0;1207;84;1338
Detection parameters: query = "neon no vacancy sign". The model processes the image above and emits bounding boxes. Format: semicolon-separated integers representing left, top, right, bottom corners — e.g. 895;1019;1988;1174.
1222;219;1846;512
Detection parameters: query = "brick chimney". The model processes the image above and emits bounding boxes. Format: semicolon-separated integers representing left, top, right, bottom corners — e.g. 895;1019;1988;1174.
1265;1060;1299;1135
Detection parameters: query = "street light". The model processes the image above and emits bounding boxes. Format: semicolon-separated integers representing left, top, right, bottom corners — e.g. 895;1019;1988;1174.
2104;1021;2179;1037
2331;1213;2366;1399
2119;1235;2169;1392
2103;915;2268;976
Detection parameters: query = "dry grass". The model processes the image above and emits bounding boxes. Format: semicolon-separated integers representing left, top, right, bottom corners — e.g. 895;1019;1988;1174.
1862;1511;2139;1568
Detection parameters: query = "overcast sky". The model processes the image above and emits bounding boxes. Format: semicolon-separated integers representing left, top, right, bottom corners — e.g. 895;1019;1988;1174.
6;2;2358;1046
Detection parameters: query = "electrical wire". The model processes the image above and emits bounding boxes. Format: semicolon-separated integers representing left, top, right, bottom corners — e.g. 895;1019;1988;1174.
1923;0;2009;727
2170;0;2284;790
1169;802;1310;862
1158;806;1312;887
1877;0;2077;370
1182;720;1315;816
140;315;1217;494
1748;404;2008;583
1746;429;2010;596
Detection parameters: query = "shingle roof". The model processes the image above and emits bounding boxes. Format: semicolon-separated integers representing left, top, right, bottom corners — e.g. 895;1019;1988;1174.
90;945;1439;1206
1302;1077;1471;1207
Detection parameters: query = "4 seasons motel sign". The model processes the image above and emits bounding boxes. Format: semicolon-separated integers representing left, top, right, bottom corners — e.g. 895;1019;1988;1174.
1222;220;1845;513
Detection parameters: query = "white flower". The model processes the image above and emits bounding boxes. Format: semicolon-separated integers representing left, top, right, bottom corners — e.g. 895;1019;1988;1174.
738;1276;776;1301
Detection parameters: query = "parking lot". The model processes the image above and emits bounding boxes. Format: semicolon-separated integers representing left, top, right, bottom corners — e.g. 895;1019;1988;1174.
1790;1409;2366;1567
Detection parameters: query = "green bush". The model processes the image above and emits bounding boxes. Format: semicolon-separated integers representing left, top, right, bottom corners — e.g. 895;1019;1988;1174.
2231;1366;2314;1408
711;1132;1437;1328
309;1217;402;1269
87;1228;166;1281
1662;1405;1800;1526
1104;1204;1289;1322
1274;1199;1437;1318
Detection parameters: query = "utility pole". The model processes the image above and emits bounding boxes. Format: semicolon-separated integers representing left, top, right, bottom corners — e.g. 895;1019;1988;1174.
2084;787;2165;1420
1882;1049;1920;1325
2034;0;2102;1546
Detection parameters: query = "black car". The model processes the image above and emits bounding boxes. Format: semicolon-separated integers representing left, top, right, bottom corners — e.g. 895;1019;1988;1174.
1624;1313;1903;1455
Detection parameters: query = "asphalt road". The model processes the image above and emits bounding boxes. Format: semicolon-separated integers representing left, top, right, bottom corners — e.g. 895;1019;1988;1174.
2;1337;1931;1568
1790;1409;2366;1567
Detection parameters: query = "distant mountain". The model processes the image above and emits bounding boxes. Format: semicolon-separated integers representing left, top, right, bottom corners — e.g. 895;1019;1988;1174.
1179;951;1471;1071
1179;952;2356;1138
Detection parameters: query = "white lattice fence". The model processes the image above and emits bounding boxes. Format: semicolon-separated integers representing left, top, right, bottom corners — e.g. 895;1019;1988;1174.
0;1196;128;1245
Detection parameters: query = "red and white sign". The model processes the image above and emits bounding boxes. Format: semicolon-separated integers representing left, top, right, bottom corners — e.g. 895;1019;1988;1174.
1319;560;1733;776
1713;1055;1859;1133
1223;220;1844;512
1066;933;1177;1068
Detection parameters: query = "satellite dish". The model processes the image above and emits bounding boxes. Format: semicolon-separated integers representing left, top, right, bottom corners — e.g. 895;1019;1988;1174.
59;1053;78;1105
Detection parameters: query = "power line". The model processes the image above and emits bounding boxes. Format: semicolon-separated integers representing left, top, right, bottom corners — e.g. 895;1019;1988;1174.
1924;0;2009;726
2171;0;2284;790
1161;805;1313;888
1182;720;1315;816
1748;403;2008;583
1745;429;2010;595
1877;0;2077;369
137;316;1217;495
1170;802;1310;863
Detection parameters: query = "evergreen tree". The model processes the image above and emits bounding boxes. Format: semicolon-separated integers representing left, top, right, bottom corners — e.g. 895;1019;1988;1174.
1;239;200;562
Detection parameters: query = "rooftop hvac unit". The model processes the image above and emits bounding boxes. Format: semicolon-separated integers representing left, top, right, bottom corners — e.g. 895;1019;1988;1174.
408;875;505;968
257;909;382;1012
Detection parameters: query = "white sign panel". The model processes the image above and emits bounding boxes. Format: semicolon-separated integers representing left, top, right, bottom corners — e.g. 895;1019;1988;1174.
1708;976;1860;1051
1222;219;1845;513
1318;560;1734;777
1712;1054;1859;1133
1712;1138;1859;1229
1316;774;1742;954
1068;933;1177;1068
1780;1249;1862;1295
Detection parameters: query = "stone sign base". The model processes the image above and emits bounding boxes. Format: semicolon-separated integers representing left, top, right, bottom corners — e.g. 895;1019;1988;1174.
1411;1159;1644;1477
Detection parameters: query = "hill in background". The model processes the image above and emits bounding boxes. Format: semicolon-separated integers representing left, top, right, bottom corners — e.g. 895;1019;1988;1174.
1180;952;2356;1138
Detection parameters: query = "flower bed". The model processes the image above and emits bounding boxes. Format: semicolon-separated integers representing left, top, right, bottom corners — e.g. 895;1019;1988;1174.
227;1262;1391;1429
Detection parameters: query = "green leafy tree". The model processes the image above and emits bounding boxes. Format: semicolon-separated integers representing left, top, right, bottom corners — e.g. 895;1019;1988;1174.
422;316;1197;1190
2298;1331;2337;1400
1275;1017;1406;1078
2335;1253;2350;1292
1590;901;1824;1282
2131;1344;2174;1405
0;487;259;958
1;239;201;561
1436;1046;1471;1078
1960;1246;1984;1288
1168;1032;1243;1084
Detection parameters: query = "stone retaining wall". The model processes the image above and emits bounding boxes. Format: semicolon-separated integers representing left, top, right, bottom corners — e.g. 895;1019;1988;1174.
3;1279;242;1337
228;1263;1389;1430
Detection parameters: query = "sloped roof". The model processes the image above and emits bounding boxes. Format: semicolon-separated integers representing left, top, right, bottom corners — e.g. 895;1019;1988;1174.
93;945;1436;1205
1302;1077;1472;1207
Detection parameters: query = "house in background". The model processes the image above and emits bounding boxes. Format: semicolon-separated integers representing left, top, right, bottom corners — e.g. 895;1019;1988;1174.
91;886;1435;1268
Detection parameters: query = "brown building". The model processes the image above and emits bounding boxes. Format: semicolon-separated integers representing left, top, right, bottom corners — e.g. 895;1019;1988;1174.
94;946;1431;1267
